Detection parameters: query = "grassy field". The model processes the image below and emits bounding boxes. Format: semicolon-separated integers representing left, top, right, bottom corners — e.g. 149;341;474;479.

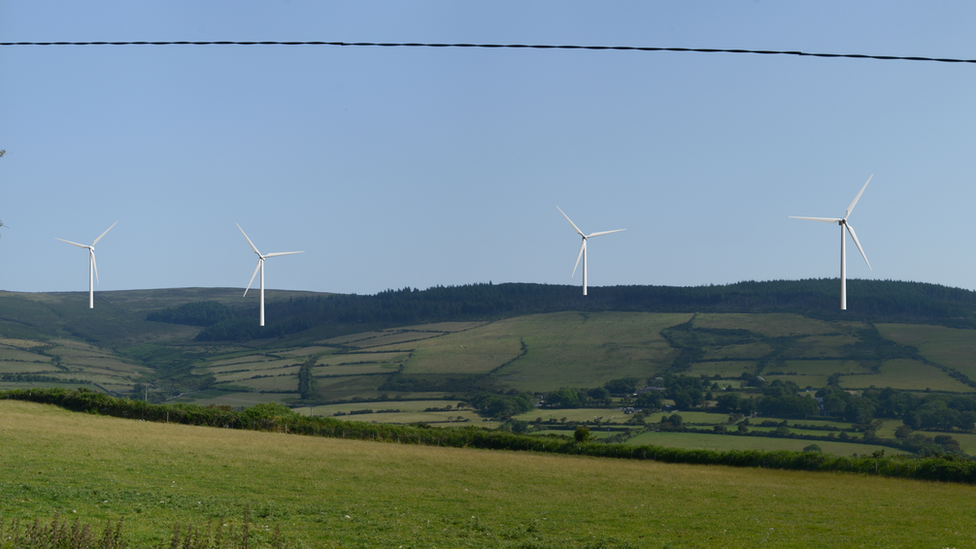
489;312;692;391
3;400;976;548
838;359;975;392
626;430;901;456
169;390;300;407
692;313;863;337
878;323;976;380
0;336;150;393
3;289;976;462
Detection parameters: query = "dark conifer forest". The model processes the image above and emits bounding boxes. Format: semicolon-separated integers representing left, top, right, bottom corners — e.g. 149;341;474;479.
143;278;976;342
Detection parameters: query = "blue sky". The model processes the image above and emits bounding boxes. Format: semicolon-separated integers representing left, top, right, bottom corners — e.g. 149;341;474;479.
1;2;974;297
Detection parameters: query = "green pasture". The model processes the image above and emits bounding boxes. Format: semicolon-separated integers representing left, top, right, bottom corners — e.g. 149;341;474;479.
488;311;693;391
877;323;976;380
0;381;94;391
207;354;287;368
639;410;733;425
0;336;148;393
348;330;448;349
0;347;50;362
214;365;302;383
780;334;862;359
318;351;410;365
318;331;389;346
319;329;447;349
4;400;976;548
838;358;975;392
309;374;400;401
314;362;399;376
0;361;53;374
692;313;863;337
764;374;833;388
751;417;847;429
0;336;47;349
275;345;338;357
306;399;469;415
171;390;299;407
317;322;485;349
318;409;484;426
626;430;905;456
686;360;756;378
517;407;637;425
227;375;299;392
209;358;299;374
701;342;772;360
780;360;865;375
395;321;488;332
372;323;524;375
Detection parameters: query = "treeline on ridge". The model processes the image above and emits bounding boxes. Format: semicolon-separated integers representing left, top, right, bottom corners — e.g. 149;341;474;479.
145;279;976;342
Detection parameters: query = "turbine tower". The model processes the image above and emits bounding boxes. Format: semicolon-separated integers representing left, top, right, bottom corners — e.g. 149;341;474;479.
56;221;118;309
237;223;303;326
556;206;625;296
790;175;873;310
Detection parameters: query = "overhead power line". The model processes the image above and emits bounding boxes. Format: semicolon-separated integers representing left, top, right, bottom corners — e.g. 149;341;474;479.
1;40;975;65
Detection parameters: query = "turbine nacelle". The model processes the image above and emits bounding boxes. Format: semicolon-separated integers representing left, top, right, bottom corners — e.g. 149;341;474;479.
556;206;625;296
789;175;874;310
55;221;118;309
237;223;304;326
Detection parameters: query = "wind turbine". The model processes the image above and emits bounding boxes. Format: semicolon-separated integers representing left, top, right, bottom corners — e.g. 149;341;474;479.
237;223;303;326
56;221;118;309
790;175;873;311
556;206;625;296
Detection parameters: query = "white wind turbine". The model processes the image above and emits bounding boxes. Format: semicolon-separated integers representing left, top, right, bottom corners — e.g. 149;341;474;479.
557;206;626;296
790;175;873;310
237;223;304;326
56;221;118;309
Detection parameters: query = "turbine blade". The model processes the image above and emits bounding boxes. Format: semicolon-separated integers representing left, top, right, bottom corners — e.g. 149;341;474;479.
572;240;585;277
91;221;118;246
586;229;626;238
244;258;262;297
789;216;843;223
56;238;89;249
264;251;304;258
845;175;873;219
91;250;100;284
556;206;585;237
846;223;872;270
237;223;261;256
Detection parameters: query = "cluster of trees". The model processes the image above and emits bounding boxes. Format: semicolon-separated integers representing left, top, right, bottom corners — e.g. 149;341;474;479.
543;377;663;409
147;301;234;326
817;385;976;432
470;391;534;418
146;280;976;342
711;377;976;434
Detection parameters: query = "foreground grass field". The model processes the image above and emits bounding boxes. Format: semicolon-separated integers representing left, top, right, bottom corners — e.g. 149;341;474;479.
2;401;975;548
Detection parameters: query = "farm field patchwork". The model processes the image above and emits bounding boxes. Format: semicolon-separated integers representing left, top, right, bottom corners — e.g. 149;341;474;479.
0;337;149;393
838;358;974;392
877;323;976;381
686;360;756;378
2;400;975;548
487;311;692;391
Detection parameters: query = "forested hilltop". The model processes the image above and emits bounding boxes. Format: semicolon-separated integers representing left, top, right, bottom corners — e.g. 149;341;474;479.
145;278;976;341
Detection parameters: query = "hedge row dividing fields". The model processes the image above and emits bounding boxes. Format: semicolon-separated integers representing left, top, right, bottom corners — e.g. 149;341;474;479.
6;388;976;485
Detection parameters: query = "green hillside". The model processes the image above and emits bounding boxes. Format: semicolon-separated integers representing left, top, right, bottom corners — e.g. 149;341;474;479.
3;398;976;548
2;281;976;457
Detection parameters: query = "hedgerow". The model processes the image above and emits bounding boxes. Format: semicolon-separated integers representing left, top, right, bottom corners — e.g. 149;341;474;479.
6;388;976;485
